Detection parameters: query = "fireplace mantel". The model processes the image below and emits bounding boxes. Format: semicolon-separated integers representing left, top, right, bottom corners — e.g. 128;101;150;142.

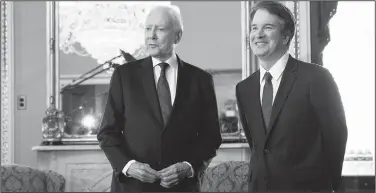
32;143;251;192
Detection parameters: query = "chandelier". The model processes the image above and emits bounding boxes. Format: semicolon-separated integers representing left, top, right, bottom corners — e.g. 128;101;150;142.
58;1;171;64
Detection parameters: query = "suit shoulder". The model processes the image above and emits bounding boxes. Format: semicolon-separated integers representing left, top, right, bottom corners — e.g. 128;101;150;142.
114;57;148;76
184;62;213;79
298;60;330;74
236;71;258;90
295;60;335;86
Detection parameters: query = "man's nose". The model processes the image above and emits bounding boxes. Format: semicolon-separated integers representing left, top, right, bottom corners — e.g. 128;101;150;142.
254;29;265;39
147;29;157;39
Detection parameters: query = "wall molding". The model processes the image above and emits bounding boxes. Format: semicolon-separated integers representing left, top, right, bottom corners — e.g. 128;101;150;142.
297;1;311;63
1;1;15;165
282;1;311;62
240;1;251;78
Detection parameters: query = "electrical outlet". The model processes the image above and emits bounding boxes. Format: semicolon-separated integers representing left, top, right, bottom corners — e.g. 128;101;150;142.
17;95;27;110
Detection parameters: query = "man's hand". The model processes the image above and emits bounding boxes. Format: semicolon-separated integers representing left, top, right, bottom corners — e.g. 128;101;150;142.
126;161;160;183
158;162;193;188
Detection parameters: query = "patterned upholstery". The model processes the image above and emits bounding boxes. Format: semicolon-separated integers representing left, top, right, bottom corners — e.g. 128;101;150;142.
1;164;65;192
200;161;249;192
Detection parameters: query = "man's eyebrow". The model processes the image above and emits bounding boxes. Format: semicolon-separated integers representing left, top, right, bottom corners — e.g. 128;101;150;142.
251;23;277;27
264;23;277;27
145;24;166;27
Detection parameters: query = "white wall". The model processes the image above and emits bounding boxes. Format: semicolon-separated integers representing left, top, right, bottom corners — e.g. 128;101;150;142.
14;1;47;167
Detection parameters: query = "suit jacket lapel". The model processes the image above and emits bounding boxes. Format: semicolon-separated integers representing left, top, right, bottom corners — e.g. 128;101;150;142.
265;55;298;139
140;57;164;127
165;55;189;128
244;71;267;141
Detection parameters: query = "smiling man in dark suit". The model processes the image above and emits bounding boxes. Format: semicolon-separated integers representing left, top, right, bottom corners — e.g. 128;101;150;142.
236;1;348;192
97;5;222;192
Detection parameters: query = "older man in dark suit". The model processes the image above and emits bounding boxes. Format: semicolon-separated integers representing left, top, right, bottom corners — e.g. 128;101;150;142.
97;5;222;192
236;1;348;192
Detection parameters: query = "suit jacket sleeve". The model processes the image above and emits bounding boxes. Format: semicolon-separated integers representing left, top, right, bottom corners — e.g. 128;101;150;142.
187;73;222;178
309;67;348;191
236;83;253;150
97;67;131;181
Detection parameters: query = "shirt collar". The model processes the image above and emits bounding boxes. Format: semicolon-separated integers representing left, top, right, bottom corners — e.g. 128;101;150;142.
260;52;289;84
152;52;178;70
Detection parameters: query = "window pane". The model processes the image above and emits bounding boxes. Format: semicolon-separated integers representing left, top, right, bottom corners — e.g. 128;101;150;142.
323;1;375;175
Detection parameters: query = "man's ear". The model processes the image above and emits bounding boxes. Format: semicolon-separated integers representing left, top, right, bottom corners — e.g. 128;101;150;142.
283;34;290;45
174;30;182;44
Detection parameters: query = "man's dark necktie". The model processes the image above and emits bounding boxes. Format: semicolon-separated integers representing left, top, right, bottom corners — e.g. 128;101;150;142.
157;62;172;126
262;72;273;131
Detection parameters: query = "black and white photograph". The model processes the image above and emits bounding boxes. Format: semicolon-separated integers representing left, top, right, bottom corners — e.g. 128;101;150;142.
1;1;375;192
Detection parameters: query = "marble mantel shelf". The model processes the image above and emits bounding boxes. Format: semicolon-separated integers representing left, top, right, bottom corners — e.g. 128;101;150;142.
32;145;102;151
32;142;250;151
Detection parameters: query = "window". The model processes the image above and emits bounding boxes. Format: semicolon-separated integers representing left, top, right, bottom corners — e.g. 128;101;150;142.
323;1;375;175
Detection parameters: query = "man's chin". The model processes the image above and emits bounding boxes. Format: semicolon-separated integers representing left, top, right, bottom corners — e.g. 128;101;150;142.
147;51;160;58
253;52;268;59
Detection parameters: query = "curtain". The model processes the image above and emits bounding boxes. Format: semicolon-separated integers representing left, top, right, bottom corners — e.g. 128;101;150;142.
310;1;338;66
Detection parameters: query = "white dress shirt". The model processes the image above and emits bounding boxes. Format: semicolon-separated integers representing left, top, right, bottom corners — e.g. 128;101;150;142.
152;54;178;105
122;53;194;178
259;52;289;105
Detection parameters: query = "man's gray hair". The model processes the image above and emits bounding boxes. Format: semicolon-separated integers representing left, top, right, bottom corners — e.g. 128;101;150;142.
147;5;184;33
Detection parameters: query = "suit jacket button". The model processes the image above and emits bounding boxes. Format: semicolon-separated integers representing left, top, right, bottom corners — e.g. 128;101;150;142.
264;149;270;154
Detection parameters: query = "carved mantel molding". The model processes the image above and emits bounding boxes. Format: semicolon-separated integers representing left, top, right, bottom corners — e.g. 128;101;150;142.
1;1;15;165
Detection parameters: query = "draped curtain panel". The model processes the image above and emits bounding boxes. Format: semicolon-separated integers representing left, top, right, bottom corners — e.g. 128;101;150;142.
310;1;338;66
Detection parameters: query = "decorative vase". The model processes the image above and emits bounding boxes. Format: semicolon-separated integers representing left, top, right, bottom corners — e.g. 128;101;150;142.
41;96;65;145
